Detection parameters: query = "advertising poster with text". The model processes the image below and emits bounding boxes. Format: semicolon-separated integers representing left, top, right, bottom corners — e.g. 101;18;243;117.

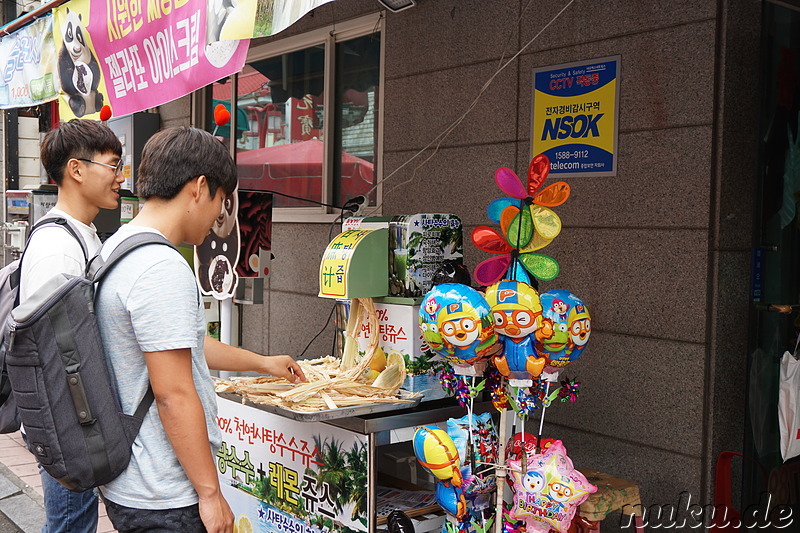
53;0;249;119
214;0;336;41
531;56;620;177
0;16;59;109
216;397;369;533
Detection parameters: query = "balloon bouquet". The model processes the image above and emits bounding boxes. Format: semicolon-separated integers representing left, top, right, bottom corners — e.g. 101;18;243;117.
415;283;501;532
413;154;596;533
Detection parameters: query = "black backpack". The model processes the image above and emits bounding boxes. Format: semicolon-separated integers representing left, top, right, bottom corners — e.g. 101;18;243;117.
0;217;88;434
3;231;176;491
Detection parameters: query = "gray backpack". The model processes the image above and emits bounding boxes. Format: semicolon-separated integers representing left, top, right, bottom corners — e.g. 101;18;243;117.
0;217;88;434
3;231;176;491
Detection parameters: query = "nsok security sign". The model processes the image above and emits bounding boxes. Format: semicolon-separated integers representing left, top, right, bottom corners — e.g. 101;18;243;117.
531;56;620;177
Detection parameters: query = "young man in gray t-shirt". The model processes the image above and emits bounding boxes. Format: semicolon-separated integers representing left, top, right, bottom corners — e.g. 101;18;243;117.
95;127;305;532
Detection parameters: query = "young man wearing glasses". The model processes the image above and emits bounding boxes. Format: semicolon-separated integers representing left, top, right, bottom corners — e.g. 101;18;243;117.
19;118;124;532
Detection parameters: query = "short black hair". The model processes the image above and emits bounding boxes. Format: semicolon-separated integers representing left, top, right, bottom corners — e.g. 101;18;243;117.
136;127;237;200
40;119;122;185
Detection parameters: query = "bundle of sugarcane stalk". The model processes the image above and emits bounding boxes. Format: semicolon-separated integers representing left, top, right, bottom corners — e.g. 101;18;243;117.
214;298;415;412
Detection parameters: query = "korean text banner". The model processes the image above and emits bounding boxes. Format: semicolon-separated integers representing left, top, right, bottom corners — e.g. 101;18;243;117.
531;56;620;177
0;16;59;109
214;0;336;41
216;397;369;532
54;0;250;119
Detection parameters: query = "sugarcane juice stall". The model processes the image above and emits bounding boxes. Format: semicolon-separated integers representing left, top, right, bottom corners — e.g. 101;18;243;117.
214;216;483;533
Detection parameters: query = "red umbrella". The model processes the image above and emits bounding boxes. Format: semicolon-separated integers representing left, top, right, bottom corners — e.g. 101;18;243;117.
236;139;374;205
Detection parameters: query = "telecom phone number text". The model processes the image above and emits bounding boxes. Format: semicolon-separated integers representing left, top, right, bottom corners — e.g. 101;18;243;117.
554;150;590;160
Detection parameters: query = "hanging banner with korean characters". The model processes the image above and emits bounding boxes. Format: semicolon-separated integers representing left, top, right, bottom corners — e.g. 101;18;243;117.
215;396;369;532
54;0;249;120
212;0;336;41
531;55;620;177
0;16;60;109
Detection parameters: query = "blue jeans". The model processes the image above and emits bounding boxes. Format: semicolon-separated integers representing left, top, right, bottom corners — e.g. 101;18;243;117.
22;432;98;533
40;467;98;533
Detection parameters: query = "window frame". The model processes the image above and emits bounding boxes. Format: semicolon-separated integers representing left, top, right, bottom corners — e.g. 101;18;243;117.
194;13;384;223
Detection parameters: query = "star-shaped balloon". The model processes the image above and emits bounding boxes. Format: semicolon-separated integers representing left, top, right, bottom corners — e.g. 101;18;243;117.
507;440;596;533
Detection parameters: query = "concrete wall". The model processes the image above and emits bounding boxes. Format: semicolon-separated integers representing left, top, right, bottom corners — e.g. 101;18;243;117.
159;0;763;516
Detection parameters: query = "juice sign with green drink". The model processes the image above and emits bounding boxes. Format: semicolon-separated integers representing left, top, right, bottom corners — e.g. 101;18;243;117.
389;214;463;298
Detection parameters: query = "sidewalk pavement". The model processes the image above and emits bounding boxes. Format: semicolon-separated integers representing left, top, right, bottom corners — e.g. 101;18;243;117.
0;431;116;533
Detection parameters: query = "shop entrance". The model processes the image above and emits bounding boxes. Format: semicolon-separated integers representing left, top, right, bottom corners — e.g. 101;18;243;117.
744;0;800;523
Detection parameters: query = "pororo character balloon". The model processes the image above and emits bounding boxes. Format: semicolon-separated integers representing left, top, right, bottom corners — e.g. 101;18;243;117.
413;425;467;521
420;283;498;374
565;303;590;361
508;440;596;533
419;295;445;351
538;290;591;374
413;425;463;487
485;280;551;385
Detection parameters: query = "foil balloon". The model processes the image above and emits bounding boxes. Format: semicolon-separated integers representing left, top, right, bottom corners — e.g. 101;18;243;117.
485;280;550;384
538;290;591;373
447;413;498;498
435;480;467;521
508;440;596;533
413;425;463;487
419;283;498;374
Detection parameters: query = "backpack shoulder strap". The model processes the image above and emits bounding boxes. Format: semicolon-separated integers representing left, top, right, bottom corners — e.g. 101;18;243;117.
89;232;178;283
11;217;89;304
29;216;89;262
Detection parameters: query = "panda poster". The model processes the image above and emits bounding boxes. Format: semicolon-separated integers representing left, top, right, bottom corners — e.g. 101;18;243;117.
52;4;109;119
0;16;60;110
53;0;249;120
195;187;241;300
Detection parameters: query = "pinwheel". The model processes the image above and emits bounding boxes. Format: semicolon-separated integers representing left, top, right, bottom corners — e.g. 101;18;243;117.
472;154;571;286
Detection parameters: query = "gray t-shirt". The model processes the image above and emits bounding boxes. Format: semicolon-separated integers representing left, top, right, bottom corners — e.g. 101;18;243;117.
96;224;221;509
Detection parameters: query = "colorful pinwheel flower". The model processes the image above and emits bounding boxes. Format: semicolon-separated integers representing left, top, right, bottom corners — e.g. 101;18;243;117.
472;154;571;286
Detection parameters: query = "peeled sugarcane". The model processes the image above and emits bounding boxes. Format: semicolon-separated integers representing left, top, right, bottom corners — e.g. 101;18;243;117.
214;297;412;412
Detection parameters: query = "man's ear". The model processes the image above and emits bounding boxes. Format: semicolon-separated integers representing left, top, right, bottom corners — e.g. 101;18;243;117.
192;175;208;201
65;158;84;184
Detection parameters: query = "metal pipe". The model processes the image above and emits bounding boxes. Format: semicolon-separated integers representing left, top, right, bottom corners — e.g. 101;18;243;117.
0;0;70;37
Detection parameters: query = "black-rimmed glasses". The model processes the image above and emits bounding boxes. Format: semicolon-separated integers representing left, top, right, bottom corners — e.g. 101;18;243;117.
75;158;124;176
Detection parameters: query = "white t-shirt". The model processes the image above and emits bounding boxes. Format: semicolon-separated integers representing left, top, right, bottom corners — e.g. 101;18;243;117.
95;224;221;509
19;208;101;302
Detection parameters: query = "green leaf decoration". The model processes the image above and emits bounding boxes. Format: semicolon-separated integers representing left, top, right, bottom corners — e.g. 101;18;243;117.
506;206;534;249
519;253;560;281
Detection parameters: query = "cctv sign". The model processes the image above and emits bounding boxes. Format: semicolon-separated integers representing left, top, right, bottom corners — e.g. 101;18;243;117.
531;56;620;177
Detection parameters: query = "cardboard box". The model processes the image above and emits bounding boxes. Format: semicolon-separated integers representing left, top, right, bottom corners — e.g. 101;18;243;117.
351;300;449;401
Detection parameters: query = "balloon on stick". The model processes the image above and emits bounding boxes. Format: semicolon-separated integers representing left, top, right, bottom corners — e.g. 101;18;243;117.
419;283;498;376
508;440;596;533
485;280;550;386
212;103;231;136
538;290;591;379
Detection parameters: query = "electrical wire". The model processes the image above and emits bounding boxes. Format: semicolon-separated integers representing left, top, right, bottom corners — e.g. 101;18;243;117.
363;0;575;215
264;189;343;210
298;302;337;357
